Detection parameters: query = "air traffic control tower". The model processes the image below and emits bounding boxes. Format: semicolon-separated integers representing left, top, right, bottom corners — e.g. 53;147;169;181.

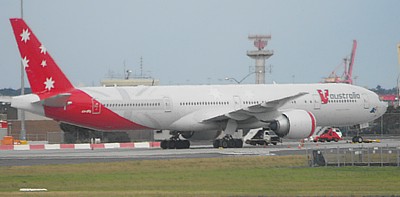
247;35;274;84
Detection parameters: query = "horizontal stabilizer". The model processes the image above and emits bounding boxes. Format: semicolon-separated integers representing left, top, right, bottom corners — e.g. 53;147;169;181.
34;93;71;107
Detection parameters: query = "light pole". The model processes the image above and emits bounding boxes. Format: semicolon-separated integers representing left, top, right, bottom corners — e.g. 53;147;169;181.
125;70;132;80
225;71;261;84
397;74;400;107
397;43;400;107
8;122;12;137
19;0;26;140
225;77;240;84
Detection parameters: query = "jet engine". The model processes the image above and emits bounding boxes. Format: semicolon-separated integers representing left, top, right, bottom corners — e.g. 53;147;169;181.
269;110;316;139
181;131;195;139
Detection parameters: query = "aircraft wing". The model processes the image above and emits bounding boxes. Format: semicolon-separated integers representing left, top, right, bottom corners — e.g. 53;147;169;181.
201;92;308;122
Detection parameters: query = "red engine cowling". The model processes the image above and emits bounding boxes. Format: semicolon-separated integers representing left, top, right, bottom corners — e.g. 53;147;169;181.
269;110;316;139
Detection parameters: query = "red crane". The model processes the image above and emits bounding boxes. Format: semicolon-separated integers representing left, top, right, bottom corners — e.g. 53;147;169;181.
324;40;357;84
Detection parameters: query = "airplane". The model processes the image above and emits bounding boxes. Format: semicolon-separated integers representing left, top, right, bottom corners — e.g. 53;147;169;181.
9;18;387;149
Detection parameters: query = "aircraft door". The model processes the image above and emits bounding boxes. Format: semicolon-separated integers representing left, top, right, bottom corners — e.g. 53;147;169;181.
233;96;242;110
163;97;172;112
312;94;321;110
92;99;101;114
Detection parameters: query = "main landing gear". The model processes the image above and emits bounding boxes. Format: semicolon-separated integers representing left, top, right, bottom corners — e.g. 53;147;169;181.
213;135;243;148
160;131;190;149
212;119;243;148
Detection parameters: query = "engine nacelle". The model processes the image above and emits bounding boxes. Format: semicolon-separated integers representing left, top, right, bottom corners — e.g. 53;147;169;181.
269;110;316;139
181;131;194;139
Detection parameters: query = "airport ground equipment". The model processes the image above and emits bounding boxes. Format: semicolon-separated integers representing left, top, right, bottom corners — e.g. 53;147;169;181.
351;135;380;143
313;128;342;142
245;128;281;146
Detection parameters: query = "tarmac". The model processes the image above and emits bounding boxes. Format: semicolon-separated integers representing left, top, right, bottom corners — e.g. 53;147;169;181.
0;136;399;166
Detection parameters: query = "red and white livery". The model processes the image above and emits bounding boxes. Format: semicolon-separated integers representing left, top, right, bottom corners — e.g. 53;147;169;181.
9;18;387;149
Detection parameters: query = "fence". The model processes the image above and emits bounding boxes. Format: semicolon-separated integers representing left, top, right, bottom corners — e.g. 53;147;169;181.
10;134;47;141
47;132;64;144
307;146;400;167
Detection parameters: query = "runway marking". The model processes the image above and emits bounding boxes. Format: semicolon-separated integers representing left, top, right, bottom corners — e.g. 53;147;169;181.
13;145;29;151
44;144;60;150
104;143;119;149
74;144;91;150
134;142;150;148
0;142;160;151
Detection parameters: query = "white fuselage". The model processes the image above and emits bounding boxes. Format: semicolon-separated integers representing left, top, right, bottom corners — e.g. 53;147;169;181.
74;83;385;132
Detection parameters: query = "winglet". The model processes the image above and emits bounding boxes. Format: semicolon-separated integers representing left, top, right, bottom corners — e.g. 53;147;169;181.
10;18;74;99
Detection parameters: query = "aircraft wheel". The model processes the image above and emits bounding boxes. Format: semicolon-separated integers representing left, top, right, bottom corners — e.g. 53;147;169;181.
228;139;236;148
183;140;190;149
168;140;176;149
213;140;220;148
357;136;363;143
175;141;184;149
160;140;168;149
234;139;243;148
221;139;228;148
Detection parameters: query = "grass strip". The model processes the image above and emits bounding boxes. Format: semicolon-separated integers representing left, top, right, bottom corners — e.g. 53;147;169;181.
0;155;399;196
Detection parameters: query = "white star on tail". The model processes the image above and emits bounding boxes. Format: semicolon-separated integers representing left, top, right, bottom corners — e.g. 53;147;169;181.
22;56;29;68
44;77;55;91
41;60;47;67
39;45;47;54
20;29;31;43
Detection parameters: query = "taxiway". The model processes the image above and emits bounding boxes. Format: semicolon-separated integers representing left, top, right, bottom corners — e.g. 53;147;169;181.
1;137;399;166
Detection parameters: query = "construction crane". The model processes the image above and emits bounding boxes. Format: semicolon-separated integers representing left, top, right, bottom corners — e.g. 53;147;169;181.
323;40;357;84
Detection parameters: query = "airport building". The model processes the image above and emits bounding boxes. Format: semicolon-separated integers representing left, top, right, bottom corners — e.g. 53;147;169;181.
101;78;159;87
379;94;399;107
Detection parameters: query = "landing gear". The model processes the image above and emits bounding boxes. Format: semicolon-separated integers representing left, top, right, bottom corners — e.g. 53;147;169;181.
213;135;243;148
160;139;190;149
352;136;363;143
160;131;191;149
213;119;243;148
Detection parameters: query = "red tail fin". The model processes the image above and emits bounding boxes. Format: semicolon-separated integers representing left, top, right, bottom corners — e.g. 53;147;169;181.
10;18;74;99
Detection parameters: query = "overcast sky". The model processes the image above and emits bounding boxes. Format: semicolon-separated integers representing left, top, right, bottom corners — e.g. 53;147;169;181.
0;0;399;89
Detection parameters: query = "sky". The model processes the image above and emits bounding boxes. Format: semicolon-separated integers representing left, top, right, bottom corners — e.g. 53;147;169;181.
0;0;399;89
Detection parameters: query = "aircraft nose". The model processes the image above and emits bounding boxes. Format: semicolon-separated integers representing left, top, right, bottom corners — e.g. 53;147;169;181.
378;101;388;116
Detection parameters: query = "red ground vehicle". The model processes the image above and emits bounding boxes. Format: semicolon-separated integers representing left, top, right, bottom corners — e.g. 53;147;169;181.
313;128;342;142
